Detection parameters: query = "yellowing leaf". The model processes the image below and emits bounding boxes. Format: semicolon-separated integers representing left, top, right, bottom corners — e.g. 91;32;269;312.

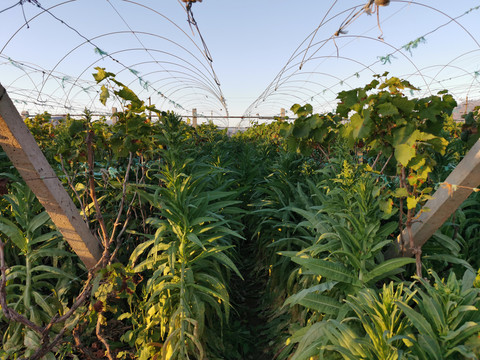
99;85;109;106
379;198;393;214
93;67;115;83
417;131;436;141
417;165;432;180
409;156;426;171
407;174;418;186
407;196;418;210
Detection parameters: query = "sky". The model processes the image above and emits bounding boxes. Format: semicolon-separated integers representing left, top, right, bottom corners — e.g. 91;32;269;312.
1;0;479;126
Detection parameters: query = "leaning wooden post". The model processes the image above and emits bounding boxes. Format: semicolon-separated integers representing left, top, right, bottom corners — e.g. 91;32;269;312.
0;84;101;269
388;138;480;258
192;108;198;128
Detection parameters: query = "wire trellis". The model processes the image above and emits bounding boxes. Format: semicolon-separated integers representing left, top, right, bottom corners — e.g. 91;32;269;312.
242;0;480;126
0;0;229;125
1;1;479;127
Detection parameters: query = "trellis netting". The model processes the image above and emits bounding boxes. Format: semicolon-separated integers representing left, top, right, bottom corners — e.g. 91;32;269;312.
1;1;479;127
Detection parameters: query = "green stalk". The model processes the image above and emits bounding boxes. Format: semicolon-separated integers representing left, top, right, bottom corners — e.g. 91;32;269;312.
24;252;32;319
179;235;186;358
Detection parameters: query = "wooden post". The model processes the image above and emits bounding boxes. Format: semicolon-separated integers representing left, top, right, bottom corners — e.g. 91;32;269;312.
111;107;118;125
280;108;286;121
192;108;198;128
148;97;151;122
0;84;101;268
388;138;480;258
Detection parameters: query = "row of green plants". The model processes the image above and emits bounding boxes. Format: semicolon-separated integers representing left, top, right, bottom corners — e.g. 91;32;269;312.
1;120;251;359
245;74;480;359
1;70;480;359
1;69;251;359
249;154;480;359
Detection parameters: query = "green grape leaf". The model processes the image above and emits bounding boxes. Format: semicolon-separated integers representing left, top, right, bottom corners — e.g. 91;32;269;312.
392;96;415;113
392;187;408;198
395;143;416;166
377;102;399;117
351;110;372;139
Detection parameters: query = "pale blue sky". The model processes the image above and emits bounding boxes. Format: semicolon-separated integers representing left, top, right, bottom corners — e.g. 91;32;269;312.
1;0;479;125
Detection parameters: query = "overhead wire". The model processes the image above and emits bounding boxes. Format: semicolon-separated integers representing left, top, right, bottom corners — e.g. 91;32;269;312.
122;0;228;117
2;1;479;122
1;0;227;116
104;0;204;112
245;1;480;118
30;2;185;110
180;0;229;116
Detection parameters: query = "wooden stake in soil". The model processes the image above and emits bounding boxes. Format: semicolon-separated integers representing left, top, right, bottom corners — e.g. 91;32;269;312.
0;84;101;269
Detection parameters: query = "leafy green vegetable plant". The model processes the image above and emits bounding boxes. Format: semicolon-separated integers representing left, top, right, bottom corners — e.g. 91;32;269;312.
282;167;414;320
0;182;77;358
397;270;480;359
280;103;342;158
290;282;415;360
290;270;480;360
129;158;243;359
336;73;457;276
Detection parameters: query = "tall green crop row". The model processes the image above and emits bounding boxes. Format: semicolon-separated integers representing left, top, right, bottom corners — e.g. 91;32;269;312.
0;71;247;359
0;182;79;358
126;159;244;359
1;71;480;359
244;76;480;359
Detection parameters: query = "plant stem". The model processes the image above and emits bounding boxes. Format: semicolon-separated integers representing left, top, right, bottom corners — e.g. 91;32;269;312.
0;239;9;316
24;253;32;315
379;153;393;174
179;235;187;358
107;152;133;250
59;155;89;226
73;322;95;359
85;130;109;253
30;328;67;360
401;166;422;278
371;151;382;170
96;312;115;360
0;239;43;334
